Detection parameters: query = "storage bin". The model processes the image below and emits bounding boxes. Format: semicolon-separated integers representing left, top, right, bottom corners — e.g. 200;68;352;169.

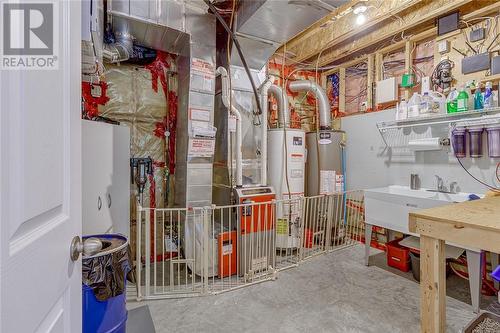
386;239;411;272
451;128;467;158
410;251;420;281
468;127;484;158
486;126;500;158
82;234;130;333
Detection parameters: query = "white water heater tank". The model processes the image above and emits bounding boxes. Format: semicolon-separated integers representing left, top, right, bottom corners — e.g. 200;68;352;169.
267;128;305;248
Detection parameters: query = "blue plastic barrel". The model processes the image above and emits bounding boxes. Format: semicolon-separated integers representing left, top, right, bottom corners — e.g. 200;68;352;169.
82;234;129;333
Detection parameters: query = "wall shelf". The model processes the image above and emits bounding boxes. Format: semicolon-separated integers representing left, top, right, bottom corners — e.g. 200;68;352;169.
376;107;500;147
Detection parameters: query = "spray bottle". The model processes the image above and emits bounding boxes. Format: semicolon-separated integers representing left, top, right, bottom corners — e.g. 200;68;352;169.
484;82;494;109
456;85;469;112
474;83;483;110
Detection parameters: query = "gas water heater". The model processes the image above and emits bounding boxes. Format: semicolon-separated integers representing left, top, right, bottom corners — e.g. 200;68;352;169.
264;83;306;249
288;80;345;197
268;129;305;248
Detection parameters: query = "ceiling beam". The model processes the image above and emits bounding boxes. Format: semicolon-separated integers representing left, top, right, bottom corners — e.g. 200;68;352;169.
314;0;499;67
278;0;422;64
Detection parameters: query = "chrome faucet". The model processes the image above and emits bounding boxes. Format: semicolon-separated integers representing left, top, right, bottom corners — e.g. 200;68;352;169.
435;175;445;192
449;181;458;194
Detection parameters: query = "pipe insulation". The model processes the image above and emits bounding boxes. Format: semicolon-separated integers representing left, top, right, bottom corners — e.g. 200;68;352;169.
217;66;243;187
259;77;273;186
268;84;290;128
289;80;331;129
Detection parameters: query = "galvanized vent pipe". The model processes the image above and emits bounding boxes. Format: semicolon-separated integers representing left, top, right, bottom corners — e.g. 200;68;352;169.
268;84;290;128
259;77;273;186
217;66;243;187
289;81;331;129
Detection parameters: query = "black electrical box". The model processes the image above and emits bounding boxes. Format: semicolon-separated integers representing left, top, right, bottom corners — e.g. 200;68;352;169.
492;55;500;75
437;11;459;36
462;53;490;74
470;28;485;42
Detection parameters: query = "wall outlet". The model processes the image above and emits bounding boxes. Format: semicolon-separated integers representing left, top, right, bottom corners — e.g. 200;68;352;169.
437;40;450;54
421;76;431;94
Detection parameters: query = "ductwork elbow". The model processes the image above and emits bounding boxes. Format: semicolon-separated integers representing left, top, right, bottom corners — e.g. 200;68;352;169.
268;84;289;128
289;80;331;129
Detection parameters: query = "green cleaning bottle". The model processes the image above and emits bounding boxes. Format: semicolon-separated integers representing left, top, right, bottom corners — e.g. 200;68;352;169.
456;85;469;112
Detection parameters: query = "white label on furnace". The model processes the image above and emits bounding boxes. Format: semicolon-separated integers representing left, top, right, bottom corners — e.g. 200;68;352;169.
222;244;233;255
190;108;211;122
188;138;215;157
320;170;336;195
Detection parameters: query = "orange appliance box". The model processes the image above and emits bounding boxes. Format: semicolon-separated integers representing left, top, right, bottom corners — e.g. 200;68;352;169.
218;230;237;278
239;195;275;234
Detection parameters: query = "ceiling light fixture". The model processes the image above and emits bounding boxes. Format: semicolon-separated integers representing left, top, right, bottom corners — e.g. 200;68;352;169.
353;4;367;15
356;13;366;25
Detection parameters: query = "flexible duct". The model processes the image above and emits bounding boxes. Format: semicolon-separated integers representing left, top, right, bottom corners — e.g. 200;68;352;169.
217;66;243;187
289;80;331;129
268;84;289;128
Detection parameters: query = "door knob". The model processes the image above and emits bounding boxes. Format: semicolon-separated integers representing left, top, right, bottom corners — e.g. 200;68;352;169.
70;236;103;261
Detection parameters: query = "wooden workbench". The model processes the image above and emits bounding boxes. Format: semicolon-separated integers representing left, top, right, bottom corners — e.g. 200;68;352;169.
409;196;500;333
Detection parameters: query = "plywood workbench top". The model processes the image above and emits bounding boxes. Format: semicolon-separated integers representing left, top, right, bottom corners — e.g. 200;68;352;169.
409;196;500;333
410;196;500;234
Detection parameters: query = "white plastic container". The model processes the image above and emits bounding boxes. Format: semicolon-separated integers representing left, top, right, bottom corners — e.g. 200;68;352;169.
429;91;446;114
396;99;408;121
408;92;421;118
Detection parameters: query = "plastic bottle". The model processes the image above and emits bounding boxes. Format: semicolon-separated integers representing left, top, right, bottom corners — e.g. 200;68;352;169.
408;92;421;118
484;81;494;109
456;85;469;112
429;91;446;114
446;88;458;113
419;92;432;116
466;81;475;111
474;85;484;110
396;99;408;121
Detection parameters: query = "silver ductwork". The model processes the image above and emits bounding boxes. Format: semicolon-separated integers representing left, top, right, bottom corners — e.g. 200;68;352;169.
231;0;348;69
289;80;331;129
109;0;216;208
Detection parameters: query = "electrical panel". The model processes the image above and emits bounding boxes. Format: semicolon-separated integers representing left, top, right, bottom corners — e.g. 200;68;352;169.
437;40;450;54
461;53;490;74
437;11;459;36
491;55;500;76
376;77;398;104
469;28;485;42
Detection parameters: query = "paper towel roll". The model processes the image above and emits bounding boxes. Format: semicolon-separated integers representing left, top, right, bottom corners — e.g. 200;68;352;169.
408;137;442;151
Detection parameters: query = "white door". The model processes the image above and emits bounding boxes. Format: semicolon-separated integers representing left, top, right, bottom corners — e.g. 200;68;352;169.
0;1;82;332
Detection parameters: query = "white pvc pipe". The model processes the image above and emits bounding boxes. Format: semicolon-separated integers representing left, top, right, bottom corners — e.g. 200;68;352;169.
268;84;289;128
289;80;331;129
259;77;273;186
217;66;243;187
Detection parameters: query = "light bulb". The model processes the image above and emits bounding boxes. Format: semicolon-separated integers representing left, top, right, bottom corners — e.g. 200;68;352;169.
356;13;366;25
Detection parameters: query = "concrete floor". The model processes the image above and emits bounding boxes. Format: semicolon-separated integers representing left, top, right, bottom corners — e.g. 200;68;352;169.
128;245;476;332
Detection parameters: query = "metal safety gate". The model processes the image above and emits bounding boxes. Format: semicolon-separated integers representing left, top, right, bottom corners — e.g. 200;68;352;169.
134;190;365;300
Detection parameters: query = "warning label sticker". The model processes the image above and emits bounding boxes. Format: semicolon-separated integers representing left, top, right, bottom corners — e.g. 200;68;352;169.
277;218;289;235
222;243;233;255
188;138;215;157
191;58;215;77
320;170;336;195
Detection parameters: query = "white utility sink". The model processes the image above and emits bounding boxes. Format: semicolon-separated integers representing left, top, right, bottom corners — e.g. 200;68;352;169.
364;185;476;234
363;185;485;314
